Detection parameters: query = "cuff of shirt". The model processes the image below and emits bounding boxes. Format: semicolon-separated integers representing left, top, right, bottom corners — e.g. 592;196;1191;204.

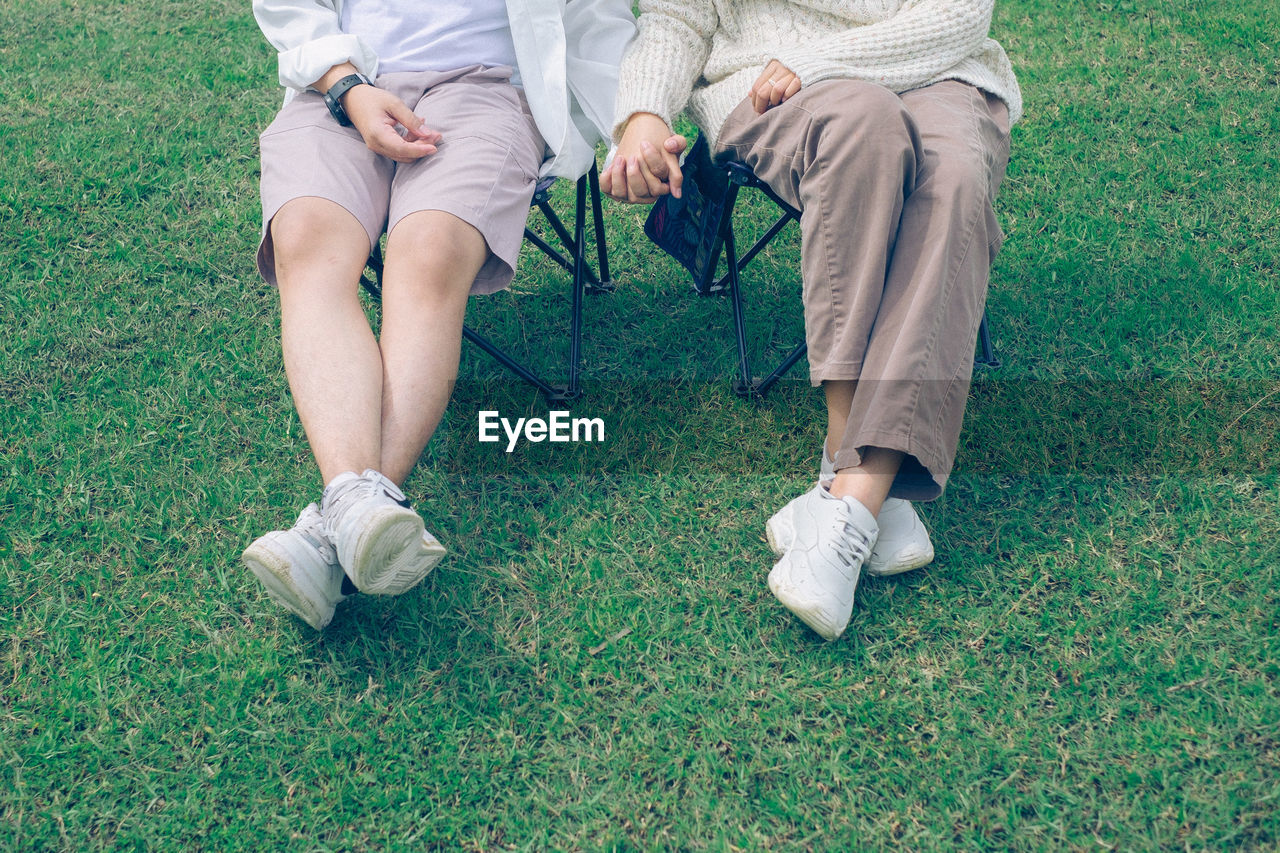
277;33;379;92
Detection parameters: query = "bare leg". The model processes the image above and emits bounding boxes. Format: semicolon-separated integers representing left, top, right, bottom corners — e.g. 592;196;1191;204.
377;210;488;485
828;447;904;517
272;198;382;484
823;380;856;461
824;381;904;515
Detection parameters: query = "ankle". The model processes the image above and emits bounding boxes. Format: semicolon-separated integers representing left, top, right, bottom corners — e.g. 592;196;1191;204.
321;470;363;509
323;470;363;491
827;472;887;517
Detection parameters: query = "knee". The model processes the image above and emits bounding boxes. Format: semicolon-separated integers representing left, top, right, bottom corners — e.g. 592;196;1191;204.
270;198;370;277
808;82;916;172
370;212;490;308
384;211;487;287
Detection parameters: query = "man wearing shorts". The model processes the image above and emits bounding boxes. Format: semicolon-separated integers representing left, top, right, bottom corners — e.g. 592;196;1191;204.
243;0;634;629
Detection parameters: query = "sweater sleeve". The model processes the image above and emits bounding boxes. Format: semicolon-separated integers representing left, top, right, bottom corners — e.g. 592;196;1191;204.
252;0;379;91
774;0;994;92
610;0;719;139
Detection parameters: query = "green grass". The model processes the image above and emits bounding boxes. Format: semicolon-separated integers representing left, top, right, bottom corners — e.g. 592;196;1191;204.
2;0;1278;848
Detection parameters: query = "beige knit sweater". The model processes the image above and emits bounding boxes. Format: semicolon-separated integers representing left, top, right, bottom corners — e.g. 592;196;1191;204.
613;0;1022;145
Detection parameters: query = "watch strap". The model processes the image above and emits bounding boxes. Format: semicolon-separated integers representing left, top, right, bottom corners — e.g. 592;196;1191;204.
323;74;372;127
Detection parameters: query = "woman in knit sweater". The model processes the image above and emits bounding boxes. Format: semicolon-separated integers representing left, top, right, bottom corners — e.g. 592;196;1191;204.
602;0;1022;641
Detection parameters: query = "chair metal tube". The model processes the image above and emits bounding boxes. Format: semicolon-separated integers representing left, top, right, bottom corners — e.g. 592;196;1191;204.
461;326;559;398
713;210;794;292
750;342;809;397
724;224;756;396
587;163;614;292
533;201;602;288
565;174;587;401
977;313;999;367
361;170;612;402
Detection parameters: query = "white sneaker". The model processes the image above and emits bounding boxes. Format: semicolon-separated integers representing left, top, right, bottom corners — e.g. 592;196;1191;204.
765;448;934;576
322;469;446;596
243;503;352;630
767;485;878;641
867;497;935;575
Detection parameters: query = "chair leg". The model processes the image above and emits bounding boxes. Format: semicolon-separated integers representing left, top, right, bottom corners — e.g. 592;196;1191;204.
724;225;760;398
511;174;587;405
360;242;384;299
751;341;809;397
554;175;588;403
976;311;1000;368
532;197;603;290
462;325;561;399
712;211;795;291
587;163;614;293
523;222;576;277
719;186;808;398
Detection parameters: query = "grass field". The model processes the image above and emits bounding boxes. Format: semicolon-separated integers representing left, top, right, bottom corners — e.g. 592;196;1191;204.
2;0;1278;848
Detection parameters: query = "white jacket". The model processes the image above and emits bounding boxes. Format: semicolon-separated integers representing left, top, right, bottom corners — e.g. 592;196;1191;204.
252;0;636;178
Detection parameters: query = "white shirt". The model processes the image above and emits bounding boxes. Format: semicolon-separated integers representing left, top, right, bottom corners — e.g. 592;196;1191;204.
339;0;519;78
253;0;636;178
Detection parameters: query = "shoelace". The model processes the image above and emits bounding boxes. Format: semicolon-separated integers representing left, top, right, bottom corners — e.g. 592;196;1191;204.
320;470;411;540
831;501;873;571
297;508;339;566
320;476;364;540
299;509;358;596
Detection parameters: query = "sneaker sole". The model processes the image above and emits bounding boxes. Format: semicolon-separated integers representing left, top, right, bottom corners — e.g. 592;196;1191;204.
867;543;935;577
767;569;846;642
243;537;333;630
765;512;787;556
342;509;446;596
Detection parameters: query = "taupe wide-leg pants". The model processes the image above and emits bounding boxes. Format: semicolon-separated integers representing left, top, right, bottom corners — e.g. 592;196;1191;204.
715;79;1012;501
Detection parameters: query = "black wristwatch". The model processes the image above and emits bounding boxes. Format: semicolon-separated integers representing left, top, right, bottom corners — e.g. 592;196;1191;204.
323;73;373;126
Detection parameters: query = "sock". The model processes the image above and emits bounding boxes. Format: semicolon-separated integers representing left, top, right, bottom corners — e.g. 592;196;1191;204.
320;471;364;524
820;446;836;487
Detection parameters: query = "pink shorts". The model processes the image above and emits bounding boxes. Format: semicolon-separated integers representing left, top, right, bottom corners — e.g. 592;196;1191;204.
257;65;545;294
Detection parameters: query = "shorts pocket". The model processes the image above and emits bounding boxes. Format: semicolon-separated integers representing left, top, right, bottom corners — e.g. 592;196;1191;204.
260;93;363;144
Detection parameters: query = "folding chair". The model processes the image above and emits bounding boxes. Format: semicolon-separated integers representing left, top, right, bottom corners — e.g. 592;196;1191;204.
359;163;613;403
646;136;998;398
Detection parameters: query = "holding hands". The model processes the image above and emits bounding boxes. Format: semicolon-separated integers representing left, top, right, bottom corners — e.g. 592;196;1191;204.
601;113;687;204
603;60;801;205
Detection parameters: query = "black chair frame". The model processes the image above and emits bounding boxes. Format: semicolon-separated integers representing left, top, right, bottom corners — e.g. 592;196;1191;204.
359;163;612;403
696;156;999;397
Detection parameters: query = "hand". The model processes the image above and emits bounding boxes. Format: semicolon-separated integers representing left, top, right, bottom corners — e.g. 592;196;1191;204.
343;84;442;163
749;60;802;114
601;113;687;205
